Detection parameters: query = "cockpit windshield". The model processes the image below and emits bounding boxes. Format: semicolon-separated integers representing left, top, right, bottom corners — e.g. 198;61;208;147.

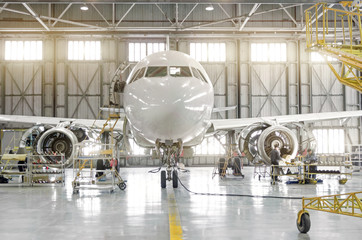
170;66;192;77
145;67;167;77
191;67;208;83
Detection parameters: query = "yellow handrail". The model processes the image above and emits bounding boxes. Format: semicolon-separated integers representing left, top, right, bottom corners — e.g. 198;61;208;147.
305;3;362;92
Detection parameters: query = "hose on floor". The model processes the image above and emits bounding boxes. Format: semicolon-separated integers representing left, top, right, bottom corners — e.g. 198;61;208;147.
176;175;303;200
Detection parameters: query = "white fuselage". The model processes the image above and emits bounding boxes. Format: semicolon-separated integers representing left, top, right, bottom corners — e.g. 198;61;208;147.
123;51;214;147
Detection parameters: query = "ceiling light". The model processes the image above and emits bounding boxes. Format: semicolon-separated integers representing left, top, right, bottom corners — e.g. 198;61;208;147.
205;4;214;11
80;4;88;11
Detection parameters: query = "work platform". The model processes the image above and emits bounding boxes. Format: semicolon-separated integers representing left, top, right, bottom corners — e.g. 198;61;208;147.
305;2;362;92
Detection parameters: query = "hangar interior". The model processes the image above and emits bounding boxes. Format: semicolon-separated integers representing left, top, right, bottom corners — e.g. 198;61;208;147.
0;1;361;239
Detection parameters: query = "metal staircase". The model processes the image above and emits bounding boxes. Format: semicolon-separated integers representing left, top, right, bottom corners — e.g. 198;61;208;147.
305;2;362;92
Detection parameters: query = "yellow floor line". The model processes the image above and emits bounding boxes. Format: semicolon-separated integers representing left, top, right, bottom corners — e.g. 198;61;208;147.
167;187;183;240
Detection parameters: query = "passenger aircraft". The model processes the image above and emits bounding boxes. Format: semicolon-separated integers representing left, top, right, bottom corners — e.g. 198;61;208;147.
1;50;362;188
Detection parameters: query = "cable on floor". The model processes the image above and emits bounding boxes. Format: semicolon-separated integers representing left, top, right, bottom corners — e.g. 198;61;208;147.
148;167;162;173
177;175;303;200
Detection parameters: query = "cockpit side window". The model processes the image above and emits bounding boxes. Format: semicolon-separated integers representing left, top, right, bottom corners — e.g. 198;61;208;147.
170;66;192;77
129;67;146;83
129;69;140;83
191;67;207;83
145;66;167;77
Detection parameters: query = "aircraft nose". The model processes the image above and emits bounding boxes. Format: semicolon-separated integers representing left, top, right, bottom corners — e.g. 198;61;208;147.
125;77;213;142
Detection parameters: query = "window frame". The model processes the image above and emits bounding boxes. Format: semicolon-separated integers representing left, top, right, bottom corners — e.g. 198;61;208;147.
67;40;101;61
4;40;43;61
189;42;226;62
250;42;287;63
128;42;166;62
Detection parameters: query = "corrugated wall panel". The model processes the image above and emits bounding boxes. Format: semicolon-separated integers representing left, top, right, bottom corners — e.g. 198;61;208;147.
67;63;101;118
4;63;43;116
251;64;288;117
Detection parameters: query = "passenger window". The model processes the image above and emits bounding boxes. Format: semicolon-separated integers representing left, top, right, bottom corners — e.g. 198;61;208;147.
170;66;192;77
191;67;207;83
145;66;167;77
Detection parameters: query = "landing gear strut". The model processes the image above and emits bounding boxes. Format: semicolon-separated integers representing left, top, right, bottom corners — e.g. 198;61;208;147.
157;140;182;189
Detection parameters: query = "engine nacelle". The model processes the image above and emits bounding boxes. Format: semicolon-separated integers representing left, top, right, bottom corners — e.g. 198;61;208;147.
36;127;79;164
257;125;298;165
240;125;298;165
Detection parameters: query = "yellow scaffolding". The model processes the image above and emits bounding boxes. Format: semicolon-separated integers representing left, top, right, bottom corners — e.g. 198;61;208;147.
305;2;362;92
296;191;362;233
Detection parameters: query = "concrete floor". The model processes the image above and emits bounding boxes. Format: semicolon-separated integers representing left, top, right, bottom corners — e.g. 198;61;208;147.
0;166;361;240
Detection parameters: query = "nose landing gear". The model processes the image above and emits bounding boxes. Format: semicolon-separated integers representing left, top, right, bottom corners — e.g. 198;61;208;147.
158;140;181;189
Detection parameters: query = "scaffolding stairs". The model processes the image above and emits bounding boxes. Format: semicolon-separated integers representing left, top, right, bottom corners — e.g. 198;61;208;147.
305;2;362;92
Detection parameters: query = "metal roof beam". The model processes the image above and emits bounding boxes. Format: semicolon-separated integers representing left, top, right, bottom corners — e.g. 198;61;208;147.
155;3;173;25
23;3;50;31
115;3;135;27
0;5;106;30
91;3;110;26
180;3;198;26
218;3;237;27
0;3;9;14
239;3;260;31
279;4;298;26
51;3;72;27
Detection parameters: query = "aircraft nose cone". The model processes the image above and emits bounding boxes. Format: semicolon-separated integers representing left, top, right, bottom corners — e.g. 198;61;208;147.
124;77;213;143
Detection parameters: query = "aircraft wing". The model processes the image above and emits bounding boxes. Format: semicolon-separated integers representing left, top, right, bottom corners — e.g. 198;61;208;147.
0;114;124;131
210;110;362;131
212;106;237;113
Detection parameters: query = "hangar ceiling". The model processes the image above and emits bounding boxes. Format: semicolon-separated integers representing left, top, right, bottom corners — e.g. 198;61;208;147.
0;0;342;35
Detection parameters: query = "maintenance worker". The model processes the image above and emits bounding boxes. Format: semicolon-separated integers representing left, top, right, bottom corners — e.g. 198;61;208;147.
304;148;317;180
270;143;282;183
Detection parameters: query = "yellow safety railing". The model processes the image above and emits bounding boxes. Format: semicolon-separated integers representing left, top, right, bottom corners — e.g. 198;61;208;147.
302;191;362;217
305;2;362;92
296;191;362;233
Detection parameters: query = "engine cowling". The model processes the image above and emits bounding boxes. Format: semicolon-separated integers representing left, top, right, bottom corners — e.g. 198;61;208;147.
240;125;298;165
36;127;79;164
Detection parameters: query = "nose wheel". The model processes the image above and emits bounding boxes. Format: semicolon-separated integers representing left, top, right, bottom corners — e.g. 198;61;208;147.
160;169;178;188
161;170;166;188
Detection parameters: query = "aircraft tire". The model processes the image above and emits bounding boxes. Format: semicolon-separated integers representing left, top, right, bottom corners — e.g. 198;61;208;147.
296;213;311;233
161;170;166;188
172;170;178;188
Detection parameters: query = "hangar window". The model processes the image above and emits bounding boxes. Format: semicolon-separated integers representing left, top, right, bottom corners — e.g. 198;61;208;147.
251;43;286;62
193;136;226;155
128;42;165;62
68;41;101;60
5;40;42;60
310;52;337;62
312;129;345;154
190;43;226;62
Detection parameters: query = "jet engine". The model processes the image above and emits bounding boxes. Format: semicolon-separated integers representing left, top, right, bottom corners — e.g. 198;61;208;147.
35;127;79;164
20;123;97;165
240;124;298;165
